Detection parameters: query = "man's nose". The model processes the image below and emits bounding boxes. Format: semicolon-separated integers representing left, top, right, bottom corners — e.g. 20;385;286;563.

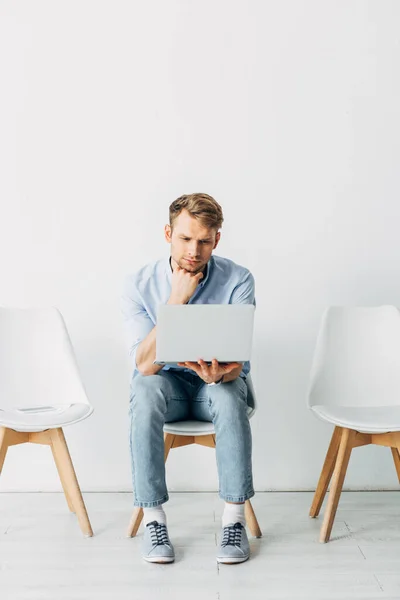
188;242;201;256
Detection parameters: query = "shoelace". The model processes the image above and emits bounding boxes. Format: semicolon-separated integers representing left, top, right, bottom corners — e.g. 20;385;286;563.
221;522;243;547
147;521;170;547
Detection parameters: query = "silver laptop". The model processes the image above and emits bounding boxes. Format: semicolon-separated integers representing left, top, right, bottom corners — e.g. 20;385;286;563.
154;304;255;365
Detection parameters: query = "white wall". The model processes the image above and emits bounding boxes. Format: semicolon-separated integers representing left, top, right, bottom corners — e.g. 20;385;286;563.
1;0;400;492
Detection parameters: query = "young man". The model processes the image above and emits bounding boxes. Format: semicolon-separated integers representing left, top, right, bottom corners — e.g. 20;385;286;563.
121;193;256;564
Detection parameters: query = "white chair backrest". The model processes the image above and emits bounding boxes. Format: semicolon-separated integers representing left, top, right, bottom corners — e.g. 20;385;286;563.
308;306;400;409
0;307;91;410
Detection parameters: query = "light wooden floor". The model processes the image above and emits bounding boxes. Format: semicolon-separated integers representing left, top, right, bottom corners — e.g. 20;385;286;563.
1;491;400;599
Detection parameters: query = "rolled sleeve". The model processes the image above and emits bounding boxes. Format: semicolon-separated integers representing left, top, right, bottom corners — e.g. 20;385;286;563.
120;277;154;371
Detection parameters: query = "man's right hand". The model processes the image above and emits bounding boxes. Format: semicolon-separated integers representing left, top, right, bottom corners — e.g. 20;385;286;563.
167;264;204;305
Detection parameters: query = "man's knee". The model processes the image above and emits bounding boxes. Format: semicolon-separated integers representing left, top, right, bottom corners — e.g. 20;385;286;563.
131;372;169;392
208;379;248;418
130;373;171;410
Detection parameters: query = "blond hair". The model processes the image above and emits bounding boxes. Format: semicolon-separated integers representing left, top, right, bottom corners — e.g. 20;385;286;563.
169;193;224;231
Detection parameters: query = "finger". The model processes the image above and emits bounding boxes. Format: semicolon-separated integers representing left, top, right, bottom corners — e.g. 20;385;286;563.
222;362;241;373
211;359;238;368
210;358;221;376
198;359;211;373
197;361;212;379
185;361;201;374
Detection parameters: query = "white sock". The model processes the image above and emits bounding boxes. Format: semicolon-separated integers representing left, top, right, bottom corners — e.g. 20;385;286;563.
143;506;167;526
222;502;246;527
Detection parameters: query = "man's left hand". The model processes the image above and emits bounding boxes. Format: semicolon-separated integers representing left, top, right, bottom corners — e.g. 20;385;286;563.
177;358;241;384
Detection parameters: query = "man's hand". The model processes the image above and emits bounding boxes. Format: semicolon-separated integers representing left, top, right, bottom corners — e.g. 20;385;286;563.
177;358;241;384
168;264;204;305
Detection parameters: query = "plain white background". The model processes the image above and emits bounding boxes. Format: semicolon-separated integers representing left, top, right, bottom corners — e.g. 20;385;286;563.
1;0;400;492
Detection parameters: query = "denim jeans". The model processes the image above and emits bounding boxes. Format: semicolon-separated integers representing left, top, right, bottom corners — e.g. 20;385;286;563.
129;370;254;507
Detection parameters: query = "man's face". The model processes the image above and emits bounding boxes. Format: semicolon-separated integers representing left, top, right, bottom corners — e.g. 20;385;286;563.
164;209;220;274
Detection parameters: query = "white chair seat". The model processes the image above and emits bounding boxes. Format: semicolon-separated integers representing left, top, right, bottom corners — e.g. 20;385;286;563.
311;404;400;434
164;420;215;436
0;404;93;432
163;405;255;437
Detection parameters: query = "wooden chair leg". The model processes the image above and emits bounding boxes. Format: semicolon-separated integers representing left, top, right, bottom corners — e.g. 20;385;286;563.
319;427;354;543
126;507;144;538
164;433;175;460
48;428;93;537
30;430;74;514
310;426;342;518
0;427;8;475
391;446;400;483
245;499;262;538
50;437;75;513
0;427;9;475
127;433;175;537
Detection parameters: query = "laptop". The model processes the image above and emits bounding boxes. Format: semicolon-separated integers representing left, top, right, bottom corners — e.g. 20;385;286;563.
154;304;255;365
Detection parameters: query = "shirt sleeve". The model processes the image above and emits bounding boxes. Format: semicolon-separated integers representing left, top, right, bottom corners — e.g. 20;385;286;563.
230;270;256;377
120;276;155;371
230;271;256;306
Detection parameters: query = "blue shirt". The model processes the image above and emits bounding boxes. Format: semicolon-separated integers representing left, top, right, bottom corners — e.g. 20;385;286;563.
121;254;255;378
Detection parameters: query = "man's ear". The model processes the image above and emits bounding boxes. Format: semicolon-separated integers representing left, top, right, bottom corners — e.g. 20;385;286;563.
213;231;221;249
164;224;172;243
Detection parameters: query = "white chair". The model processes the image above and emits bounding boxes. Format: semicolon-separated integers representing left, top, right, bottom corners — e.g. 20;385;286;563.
307;306;400;543
0;307;94;536
127;374;262;538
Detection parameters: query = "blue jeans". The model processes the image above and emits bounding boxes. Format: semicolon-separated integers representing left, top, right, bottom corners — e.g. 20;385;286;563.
129;370;254;507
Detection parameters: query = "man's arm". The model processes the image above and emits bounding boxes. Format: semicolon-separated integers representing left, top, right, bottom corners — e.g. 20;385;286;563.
120;276;159;376
135;326;163;376
121;264;204;377
120;285;167;377
135;266;205;375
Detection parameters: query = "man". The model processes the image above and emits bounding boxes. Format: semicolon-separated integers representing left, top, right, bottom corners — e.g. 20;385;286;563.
121;193;255;564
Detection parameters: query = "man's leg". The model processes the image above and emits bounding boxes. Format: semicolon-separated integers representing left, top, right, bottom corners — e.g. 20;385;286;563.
129;370;190;507
129;370;190;563
192;376;253;563
192;376;254;503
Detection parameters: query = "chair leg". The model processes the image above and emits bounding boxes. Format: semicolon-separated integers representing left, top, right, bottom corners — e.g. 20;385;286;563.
0;427;9;475
126;433;175;538
50;437;75;513
244;499;262;538
48;428;93;537
164;433;175;459
391;446;400;483
126;507;144;538
309;426;342;518
319;427;354;543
